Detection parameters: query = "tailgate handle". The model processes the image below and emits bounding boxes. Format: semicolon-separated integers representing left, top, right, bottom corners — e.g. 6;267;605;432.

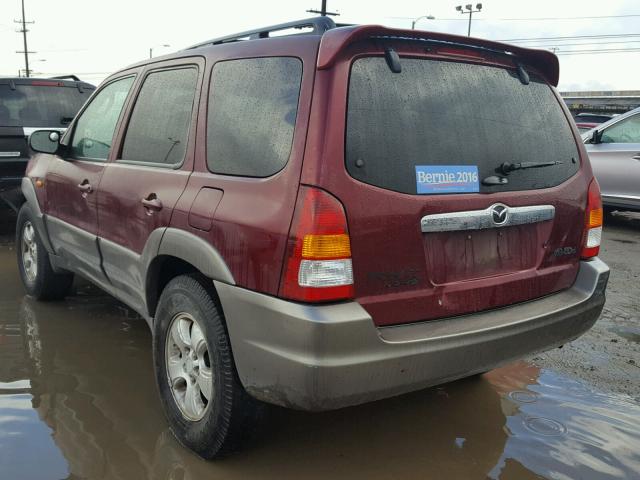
421;204;555;233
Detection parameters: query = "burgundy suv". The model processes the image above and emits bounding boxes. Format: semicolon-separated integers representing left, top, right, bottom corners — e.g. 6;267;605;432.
17;18;609;458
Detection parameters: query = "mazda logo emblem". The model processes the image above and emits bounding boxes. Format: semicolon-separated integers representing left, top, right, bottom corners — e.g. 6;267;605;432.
491;204;509;225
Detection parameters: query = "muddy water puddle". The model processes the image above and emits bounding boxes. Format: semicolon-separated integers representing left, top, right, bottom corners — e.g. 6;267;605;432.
609;325;640;344
0;248;639;479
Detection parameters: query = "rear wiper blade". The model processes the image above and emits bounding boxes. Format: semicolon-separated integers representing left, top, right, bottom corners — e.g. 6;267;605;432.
499;161;562;175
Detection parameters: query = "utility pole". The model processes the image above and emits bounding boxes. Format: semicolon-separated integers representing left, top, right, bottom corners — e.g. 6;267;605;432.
455;3;483;37
307;0;339;17
15;0;35;77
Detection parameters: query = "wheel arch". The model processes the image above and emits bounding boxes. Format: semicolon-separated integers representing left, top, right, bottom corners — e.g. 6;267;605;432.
19;178;54;253
144;228;235;318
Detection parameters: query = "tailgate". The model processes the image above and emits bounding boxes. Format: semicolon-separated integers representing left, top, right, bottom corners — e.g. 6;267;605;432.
303;30;589;326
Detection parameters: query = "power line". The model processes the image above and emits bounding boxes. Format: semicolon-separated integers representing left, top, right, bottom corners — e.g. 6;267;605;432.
490;13;640;21
498;33;640;42
391;13;640;21
37;48;89;53
526;40;640;49
556;48;640;55
41;71;113;75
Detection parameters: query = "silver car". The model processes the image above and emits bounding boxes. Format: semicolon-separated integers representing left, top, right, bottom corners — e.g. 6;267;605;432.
582;107;640;212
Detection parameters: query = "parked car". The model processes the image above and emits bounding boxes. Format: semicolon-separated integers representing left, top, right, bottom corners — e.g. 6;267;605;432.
16;18;609;459
582;107;640;212
0;76;95;210
574;112;613;133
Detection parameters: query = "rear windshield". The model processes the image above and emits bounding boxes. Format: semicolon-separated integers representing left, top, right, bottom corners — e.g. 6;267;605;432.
0;83;93;128
346;57;579;194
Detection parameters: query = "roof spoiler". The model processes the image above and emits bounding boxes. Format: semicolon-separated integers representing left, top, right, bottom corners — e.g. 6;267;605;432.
50;75;81;82
317;25;560;86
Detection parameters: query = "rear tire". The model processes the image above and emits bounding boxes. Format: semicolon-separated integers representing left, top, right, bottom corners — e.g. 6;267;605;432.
153;274;261;459
16;204;74;301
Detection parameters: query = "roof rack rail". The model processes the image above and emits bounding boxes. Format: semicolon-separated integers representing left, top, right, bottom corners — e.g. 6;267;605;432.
50;75;81;82
186;16;337;50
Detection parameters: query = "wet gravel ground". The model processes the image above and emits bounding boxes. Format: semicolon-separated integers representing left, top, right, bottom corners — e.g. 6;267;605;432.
528;211;640;402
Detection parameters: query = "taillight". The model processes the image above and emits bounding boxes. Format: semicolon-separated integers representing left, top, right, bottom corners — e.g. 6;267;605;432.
280;186;354;302
581;178;603;259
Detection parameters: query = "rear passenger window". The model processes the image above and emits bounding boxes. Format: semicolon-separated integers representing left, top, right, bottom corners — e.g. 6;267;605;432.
120;67;198;166
207;57;302;177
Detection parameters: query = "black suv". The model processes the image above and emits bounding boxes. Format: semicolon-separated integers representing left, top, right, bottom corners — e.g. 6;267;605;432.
0;76;94;209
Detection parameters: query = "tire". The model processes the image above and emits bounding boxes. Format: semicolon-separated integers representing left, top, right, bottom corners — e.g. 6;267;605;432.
16;204;74;301
153;274;262;459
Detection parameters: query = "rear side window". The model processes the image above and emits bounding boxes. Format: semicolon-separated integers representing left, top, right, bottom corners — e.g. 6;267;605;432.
0;82;93;128
121;67;198;166
206;57;302;177
346;57;580;194
70;76;134;160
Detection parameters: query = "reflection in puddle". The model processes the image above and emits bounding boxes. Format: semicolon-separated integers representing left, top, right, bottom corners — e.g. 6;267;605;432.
0;392;69;480
0;248;639;479
488;365;640;479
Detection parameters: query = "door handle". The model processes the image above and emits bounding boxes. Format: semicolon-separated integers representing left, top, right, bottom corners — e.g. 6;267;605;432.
141;194;163;212
632;155;640;161
77;180;92;194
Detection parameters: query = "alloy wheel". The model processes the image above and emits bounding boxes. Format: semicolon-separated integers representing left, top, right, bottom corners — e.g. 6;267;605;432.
165;312;214;421
21;221;38;283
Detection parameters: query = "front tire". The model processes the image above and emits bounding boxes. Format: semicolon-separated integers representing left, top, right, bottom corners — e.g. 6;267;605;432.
153;274;261;459
16;204;74;300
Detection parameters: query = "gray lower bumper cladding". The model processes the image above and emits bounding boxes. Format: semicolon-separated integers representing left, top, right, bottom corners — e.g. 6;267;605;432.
216;258;609;411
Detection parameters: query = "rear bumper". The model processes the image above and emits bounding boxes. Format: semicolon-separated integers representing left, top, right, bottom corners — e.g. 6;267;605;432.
216;258;609;411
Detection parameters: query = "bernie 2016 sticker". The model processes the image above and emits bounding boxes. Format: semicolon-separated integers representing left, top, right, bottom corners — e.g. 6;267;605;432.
415;165;480;194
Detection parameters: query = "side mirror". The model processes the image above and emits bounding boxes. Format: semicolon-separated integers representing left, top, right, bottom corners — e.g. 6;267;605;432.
590;129;603;145
29;130;61;154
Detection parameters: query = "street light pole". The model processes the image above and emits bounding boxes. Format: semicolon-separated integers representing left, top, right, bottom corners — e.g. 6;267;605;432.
149;44;171;59
455;3;483;37
411;14;435;30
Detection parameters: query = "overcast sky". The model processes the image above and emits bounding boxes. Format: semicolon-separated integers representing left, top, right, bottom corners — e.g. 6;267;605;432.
1;0;638;90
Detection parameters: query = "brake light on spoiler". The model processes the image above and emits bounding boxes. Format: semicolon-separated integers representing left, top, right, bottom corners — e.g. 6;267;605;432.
280;186;354;302
29;80;64;87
